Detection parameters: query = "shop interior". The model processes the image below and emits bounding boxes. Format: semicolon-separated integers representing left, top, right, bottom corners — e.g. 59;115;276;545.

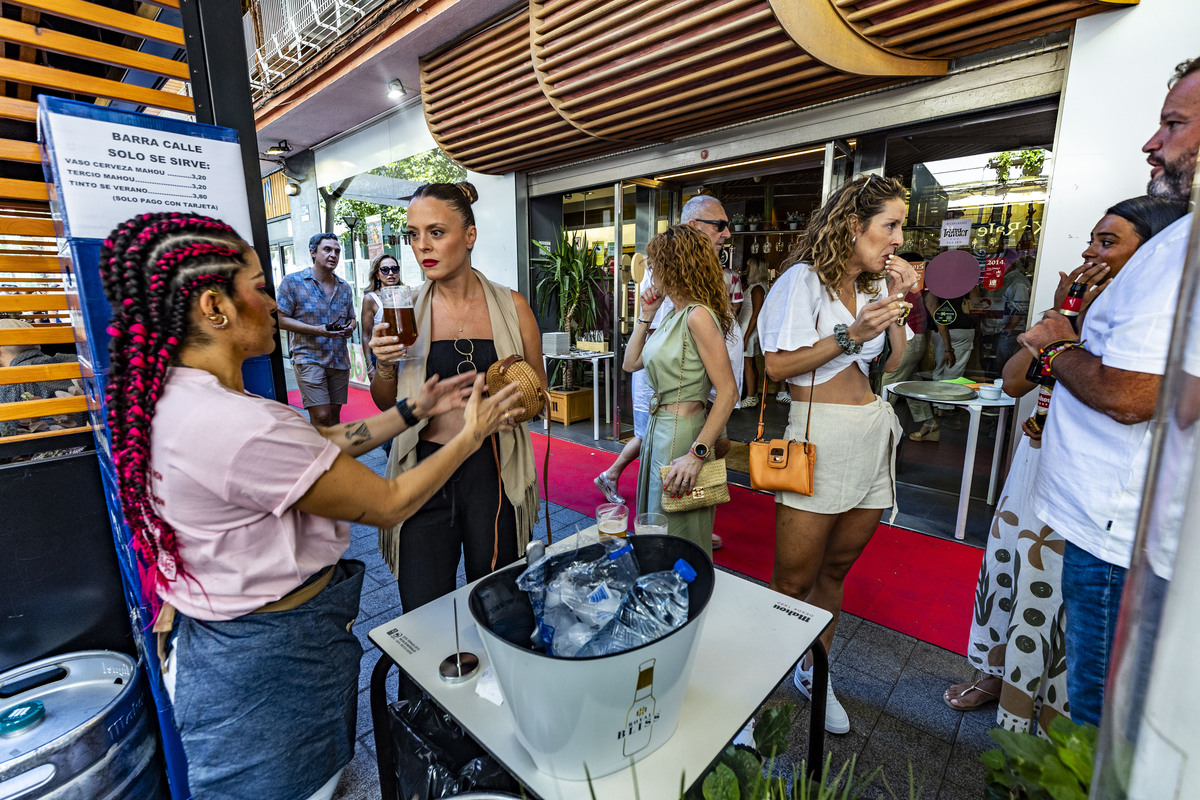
533;103;1059;544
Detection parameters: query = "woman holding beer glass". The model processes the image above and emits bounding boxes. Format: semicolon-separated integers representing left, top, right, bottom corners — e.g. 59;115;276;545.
760;174;916;734
359;253;404;376
98;212;522;799
369;182;547;611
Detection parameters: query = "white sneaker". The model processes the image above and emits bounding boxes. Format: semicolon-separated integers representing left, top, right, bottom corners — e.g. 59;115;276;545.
776;390;792;404
732;717;756;747
793;662;850;735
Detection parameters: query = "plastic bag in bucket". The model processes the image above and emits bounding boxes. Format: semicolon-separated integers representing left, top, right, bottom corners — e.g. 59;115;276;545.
468;535;714;780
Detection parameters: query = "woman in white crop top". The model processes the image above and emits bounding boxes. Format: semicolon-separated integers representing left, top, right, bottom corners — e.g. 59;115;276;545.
759;174;918;735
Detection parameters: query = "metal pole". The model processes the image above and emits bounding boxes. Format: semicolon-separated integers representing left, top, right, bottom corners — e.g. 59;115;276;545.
179;0;287;402
612;181;624;441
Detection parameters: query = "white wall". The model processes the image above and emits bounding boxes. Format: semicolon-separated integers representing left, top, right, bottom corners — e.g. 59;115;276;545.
311;103;520;289
1034;2;1200;325
467;171;520;288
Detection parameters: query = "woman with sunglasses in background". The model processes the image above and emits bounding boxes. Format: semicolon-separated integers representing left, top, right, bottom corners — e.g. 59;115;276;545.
360;253;404;379
760;174;916;734
368;182;547;612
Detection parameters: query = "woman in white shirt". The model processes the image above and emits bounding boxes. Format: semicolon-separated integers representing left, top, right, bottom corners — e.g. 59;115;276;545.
760;174;917;734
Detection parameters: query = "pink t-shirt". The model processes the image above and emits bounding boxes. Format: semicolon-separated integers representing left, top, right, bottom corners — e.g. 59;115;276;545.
148;367;348;620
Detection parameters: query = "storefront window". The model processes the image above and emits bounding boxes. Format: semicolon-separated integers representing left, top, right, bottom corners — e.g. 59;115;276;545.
884;106;1056;540
320;147;466;378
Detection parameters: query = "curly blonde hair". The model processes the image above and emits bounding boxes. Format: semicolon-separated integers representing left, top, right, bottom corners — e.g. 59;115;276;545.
647;224;734;338
783;174;906;299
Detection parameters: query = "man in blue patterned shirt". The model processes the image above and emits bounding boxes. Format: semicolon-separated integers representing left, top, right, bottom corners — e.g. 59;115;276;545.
277;233;356;426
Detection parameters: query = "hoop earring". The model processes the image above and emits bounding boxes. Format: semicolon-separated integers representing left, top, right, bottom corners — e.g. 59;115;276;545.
207;313;229;329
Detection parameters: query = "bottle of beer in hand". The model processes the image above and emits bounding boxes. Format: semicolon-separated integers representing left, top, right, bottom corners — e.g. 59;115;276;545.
1025;279;1086;386
1024;279;1086;433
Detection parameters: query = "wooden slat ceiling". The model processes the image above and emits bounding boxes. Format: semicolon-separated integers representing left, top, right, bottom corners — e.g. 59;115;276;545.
831;0;1132;58
422;0;1131;175
0;0;189;447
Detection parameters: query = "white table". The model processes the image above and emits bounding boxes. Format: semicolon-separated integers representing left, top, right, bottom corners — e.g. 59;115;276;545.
368;539;832;800
543;351;614;441
886;384;1016;540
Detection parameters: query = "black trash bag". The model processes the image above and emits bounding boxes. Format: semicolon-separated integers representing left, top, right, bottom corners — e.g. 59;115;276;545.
387;696;520;800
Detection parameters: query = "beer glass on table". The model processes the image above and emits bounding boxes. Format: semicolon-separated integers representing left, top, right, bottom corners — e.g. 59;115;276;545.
596;503;628;539
380;285;418;361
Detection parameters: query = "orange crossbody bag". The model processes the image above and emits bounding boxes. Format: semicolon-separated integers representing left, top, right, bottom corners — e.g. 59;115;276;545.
748;373;816;496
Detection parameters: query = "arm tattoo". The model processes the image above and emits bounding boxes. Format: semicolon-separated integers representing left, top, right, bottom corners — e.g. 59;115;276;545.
344;421;372;446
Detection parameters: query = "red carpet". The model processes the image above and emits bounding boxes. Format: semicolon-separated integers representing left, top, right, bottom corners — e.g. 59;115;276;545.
287;385;380;421
531;432;983;656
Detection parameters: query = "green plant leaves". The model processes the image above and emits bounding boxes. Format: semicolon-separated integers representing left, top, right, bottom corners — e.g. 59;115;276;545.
753;704;795;759
702;763;740;800
980;717;1098;800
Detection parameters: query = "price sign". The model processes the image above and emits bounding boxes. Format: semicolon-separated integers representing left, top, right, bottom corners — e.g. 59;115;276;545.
39;97;253;241
939;218;972;247
983;255;1007;291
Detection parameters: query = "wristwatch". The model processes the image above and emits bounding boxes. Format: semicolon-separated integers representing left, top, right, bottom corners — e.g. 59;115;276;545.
689;441;710;460
833;323;862;355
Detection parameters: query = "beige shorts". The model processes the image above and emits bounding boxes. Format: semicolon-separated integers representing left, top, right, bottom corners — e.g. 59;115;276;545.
776;396;900;518
293;362;350;408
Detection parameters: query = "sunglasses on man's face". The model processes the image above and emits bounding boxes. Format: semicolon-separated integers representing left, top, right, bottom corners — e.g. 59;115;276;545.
379;265;400;274
695;218;729;232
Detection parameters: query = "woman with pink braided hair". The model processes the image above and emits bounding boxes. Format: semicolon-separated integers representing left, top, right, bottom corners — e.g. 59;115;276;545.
99;212;523;800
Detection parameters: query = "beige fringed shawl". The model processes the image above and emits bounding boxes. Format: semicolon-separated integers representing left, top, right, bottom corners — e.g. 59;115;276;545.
378;269;540;576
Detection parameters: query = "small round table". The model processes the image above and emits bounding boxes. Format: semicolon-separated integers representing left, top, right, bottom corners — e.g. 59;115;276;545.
885;381;1016;540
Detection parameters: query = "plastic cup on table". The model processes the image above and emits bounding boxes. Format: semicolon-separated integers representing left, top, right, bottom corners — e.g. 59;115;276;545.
595;503;628;539
634;512;667;537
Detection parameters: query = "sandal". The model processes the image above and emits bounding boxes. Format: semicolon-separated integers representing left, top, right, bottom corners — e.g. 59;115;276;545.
943;676;1001;711
908;422;940;442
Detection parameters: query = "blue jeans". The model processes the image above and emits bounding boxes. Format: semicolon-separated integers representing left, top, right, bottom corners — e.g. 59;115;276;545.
1061;540;1127;726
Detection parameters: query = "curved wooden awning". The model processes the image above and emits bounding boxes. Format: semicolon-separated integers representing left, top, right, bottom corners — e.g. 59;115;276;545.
420;0;1133;175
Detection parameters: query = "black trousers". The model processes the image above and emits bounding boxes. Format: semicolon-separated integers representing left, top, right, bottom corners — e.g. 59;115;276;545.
396;438;519;612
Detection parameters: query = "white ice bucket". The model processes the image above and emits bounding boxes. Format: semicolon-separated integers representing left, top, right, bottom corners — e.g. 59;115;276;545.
468;535;714;781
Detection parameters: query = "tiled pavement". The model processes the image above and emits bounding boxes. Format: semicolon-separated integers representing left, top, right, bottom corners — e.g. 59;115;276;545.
330;445;995;800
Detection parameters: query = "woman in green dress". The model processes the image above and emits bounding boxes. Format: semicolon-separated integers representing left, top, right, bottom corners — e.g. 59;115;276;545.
624;224;738;557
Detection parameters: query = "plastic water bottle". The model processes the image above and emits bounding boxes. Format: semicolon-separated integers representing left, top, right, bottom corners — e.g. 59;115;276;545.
578;559;697;656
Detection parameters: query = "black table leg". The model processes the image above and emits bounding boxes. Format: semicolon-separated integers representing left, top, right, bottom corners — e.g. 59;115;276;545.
371;651;399;800
805;639;828;782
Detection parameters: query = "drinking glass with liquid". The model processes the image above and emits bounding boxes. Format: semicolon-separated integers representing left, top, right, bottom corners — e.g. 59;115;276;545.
596;503;628;539
634;513;667;537
380;285;418;360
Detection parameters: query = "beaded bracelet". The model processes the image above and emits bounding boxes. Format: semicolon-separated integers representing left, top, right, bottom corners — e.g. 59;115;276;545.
1044;340;1086;377
376;364;397;380
1031;339;1078;380
833;323;862;355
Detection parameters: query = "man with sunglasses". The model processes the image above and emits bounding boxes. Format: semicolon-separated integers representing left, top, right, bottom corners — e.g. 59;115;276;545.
685;196;743;549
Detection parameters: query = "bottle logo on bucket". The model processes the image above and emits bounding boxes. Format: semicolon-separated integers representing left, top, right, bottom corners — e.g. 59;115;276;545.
619;659;659;756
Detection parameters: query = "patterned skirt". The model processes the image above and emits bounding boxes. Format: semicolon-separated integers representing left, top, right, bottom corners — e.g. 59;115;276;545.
968;436;1070;736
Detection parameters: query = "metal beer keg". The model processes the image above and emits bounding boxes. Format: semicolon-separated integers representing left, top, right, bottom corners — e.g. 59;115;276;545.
0;651;166;800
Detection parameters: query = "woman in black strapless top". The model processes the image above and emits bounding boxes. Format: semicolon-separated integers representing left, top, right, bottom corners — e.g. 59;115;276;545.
367;182;547;611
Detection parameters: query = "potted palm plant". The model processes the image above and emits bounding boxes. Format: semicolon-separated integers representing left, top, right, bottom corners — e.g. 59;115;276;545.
533;228;606;424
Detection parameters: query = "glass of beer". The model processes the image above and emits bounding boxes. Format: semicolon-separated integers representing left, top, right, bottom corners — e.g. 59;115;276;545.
380;285;418;360
596;503;628;539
